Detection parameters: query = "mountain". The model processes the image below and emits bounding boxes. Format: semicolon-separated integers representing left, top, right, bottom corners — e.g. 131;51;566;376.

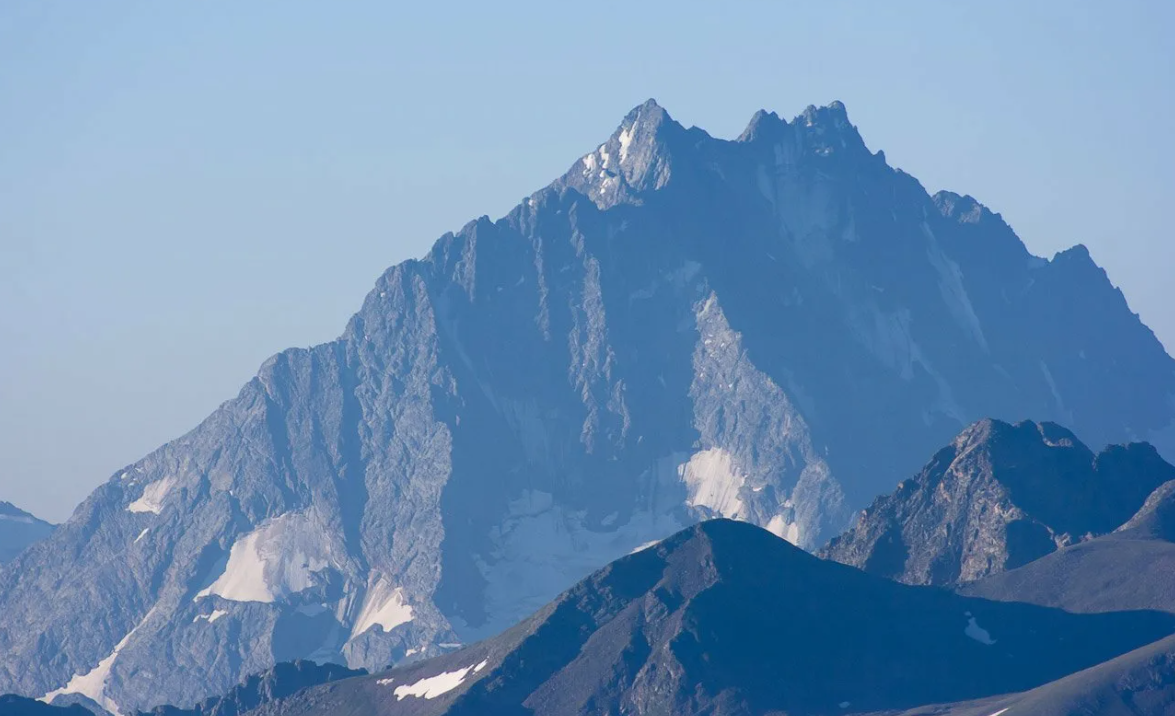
245;520;1175;716
895;632;1175;716
3;99;1175;714
959;478;1175;613
138;661;363;716
0;502;54;565
822;419;1175;585
0;694;91;716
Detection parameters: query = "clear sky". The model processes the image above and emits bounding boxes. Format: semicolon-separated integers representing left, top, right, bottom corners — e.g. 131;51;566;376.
2;1;1172;522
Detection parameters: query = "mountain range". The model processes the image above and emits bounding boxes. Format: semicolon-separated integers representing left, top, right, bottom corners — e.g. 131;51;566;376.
186;423;1175;716
12;419;1175;715
4;99;1175;714
239;519;1175;716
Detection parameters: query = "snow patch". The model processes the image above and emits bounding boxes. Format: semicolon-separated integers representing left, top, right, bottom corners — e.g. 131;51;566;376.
965;614;996;645
391;660;487;700
618;124;636;162
194;609;227;624
629;539;661;554
196;511;337;603
765;515;800;545
127;476;176;514
350;579;414;639
41;608;156;716
680;448;745;519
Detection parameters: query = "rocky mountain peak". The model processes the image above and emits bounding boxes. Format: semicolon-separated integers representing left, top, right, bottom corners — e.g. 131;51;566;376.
4;98;1175;714
736;100;867;158
934;191;993;225
555;97;687;208
822;419;1175;585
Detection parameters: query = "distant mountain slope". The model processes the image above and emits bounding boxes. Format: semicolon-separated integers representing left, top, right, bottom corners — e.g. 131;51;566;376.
0;502;54;565
960;479;1175;613
0;694;91;715
822;419;1175;585
3;99;1175;713
896;632;1175;716
137;661;363;716
248;520;1175;716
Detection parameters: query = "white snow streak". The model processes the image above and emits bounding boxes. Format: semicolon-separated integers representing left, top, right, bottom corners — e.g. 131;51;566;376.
1039;360;1074;425
390;660;487;700
350;580;414;638
194;609;228;624
618;124;636;162
41;608;157;716
629;539;661;554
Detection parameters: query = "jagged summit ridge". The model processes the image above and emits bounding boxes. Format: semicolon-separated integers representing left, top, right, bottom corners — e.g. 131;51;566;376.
561;99;873;209
3;98;1175;714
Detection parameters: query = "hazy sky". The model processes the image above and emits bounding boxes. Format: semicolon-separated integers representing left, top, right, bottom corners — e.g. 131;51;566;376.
2;1;1172;522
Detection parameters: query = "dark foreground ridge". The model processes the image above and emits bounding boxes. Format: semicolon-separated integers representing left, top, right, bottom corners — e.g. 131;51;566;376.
249;519;1175;716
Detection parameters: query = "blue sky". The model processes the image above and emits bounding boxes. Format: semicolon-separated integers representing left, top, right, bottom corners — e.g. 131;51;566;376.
2;1;1173;521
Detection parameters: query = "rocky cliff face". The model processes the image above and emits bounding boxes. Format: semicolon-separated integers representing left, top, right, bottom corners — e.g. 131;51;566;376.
957;477;1175;614
822;419;1175;585
3;99;1174;714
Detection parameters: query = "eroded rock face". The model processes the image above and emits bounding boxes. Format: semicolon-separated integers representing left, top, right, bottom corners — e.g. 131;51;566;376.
822;419;1175;585
3;100;1174;714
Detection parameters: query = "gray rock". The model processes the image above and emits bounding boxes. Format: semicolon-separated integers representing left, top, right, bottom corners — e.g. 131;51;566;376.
960;478;1175;614
3;100;1175;714
822;419;1175;585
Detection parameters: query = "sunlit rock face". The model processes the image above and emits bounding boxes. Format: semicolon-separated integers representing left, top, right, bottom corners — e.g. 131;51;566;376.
3;99;1173;714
